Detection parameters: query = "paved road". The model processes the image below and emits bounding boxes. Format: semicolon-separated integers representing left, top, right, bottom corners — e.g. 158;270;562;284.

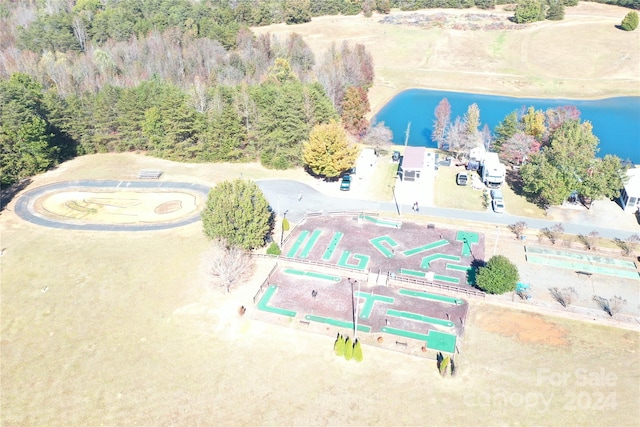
15;178;639;239
15;180;211;231
257;179;639;240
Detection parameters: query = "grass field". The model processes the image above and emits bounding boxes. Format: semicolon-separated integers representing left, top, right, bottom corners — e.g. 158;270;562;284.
2;4;640;425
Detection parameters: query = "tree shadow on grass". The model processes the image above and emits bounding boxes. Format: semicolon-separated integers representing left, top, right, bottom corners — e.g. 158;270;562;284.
505;169;547;209
466;258;486;288
1;179;32;212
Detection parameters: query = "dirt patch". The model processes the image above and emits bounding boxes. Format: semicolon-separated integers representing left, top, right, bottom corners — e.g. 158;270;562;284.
154;200;183;214
476;305;568;346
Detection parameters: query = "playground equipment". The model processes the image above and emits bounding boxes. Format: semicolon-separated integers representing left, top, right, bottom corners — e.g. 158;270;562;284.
515;283;532;300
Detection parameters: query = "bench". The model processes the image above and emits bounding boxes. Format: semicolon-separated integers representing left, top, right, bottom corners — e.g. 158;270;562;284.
137;170;163;179
427;224;435;229
395;340;408;348
299;320;310;326
575;270;593;277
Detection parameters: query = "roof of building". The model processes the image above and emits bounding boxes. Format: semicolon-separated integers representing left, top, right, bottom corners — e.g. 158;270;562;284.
402;146;426;170
624;167;640;196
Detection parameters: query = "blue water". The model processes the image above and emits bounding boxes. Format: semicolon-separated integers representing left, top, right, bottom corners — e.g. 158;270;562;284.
372;89;640;164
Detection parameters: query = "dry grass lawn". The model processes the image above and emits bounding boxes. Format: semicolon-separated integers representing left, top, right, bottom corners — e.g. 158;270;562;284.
2;4;640;425
2;153;639;426
252;3;640;113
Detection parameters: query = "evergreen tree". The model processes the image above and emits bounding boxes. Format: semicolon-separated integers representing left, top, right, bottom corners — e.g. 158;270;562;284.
494;110;519;150
621;11;639;31
476;255;520;294
353;339;363;362
335;334;345;356
344;336;353;360
546;0;565;20
284;0;312;24
201;179;273;250
0;74;58;186
514;0;546;23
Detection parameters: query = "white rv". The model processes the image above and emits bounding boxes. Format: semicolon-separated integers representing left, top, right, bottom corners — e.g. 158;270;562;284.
481;152;506;189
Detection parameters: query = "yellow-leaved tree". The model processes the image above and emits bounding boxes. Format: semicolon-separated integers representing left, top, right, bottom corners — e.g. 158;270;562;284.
302;120;359;179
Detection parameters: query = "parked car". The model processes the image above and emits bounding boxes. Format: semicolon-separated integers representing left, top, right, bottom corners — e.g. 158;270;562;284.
392;151;401;162
490;189;503;201
492;198;505;213
340;174;351;191
456;172;469;186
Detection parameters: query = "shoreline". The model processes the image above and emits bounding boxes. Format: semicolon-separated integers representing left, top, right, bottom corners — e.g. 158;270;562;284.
368;84;640;119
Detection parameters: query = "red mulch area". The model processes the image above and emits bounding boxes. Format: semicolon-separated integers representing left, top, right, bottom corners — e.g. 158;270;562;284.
251;215;481;353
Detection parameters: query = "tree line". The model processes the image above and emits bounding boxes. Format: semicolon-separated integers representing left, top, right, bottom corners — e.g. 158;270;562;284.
1;26;374;187
431;99;628;209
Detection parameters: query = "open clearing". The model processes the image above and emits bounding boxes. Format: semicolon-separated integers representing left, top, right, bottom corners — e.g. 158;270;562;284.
2;4;640;425
251;3;640;113
2;153;639;426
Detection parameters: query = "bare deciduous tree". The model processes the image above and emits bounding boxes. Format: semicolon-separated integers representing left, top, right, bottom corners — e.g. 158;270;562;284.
549;287;577;308
541;223;564;245
508;221;528;240
206;240;255;293
578;230;599;251
363;121;393;154
614;234;640;257
593;295;627;317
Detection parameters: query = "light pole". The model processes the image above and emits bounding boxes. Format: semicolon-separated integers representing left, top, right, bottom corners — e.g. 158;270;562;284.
389;182;400;216
493;226;500;256
353;279;361;341
277;195;280;218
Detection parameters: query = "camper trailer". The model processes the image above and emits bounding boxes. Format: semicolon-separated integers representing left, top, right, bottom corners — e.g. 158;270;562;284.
481;152;506;189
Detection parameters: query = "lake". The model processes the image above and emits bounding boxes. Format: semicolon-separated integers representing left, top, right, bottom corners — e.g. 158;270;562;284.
372;89;640;164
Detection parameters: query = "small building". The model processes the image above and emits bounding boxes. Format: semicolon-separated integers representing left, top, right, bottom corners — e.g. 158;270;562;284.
619;168;640;213
399;146;429;182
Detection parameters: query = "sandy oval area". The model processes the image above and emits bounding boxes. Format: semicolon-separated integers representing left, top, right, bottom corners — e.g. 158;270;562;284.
38;190;200;224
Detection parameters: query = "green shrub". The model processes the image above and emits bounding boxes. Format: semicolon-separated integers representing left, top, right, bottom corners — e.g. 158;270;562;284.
353;339;363;362
344;337;353;360
266;242;281;255
621;11;639;31
546;0;564;20
334;334;345;356
476;255;520;294
439;356;450;376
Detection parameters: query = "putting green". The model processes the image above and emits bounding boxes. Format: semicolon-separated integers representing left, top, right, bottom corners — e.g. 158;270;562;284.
434;274;460;284
370;235;398;258
400;269;426;278
322;231;343;261
525;246;637;269
403;239;449;257
286;230;309;258
456;231;479;257
386;309;454;327
283;268;341;282
257;285;297;317
354;291;395;319
361;215;402;228
305;314;371;332
337;251;369;270
526;254;640;280
299;229;322;259
421;253;461;269
381;327;457;353
399;289;464;305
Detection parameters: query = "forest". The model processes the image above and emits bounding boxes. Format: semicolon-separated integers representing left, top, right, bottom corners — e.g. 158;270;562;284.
1;0;637;187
